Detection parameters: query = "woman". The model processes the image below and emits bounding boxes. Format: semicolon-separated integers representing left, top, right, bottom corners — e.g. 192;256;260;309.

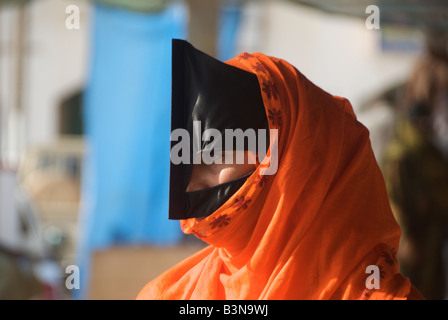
137;39;422;300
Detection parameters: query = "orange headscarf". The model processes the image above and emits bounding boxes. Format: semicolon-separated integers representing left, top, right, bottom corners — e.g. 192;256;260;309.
137;52;422;300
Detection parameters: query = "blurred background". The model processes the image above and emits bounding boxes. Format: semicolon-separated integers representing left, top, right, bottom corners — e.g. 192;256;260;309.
0;0;447;300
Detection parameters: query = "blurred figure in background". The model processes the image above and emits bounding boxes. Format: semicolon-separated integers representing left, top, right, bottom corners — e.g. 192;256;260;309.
381;30;448;300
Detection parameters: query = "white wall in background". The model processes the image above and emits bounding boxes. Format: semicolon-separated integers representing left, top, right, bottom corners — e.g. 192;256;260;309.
0;0;91;166
239;0;421;110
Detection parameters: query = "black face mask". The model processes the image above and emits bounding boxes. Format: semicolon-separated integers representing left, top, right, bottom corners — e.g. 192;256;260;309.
169;39;268;220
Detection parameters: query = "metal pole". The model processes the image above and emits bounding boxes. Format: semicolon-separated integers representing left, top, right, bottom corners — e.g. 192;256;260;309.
186;0;220;58
5;2;28;169
15;3;27;169
0;7;3;168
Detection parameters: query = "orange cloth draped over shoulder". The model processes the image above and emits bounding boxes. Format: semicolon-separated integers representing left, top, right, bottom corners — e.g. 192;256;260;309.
137;52;423;300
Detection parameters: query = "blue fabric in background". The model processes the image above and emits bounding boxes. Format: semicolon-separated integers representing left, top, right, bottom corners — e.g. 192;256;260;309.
75;0;243;299
75;1;188;299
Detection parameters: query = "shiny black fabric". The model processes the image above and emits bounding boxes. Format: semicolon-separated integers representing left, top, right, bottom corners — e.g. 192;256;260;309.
169;39;268;220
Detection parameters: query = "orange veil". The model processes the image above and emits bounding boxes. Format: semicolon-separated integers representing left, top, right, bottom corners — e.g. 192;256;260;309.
137;52;422;300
